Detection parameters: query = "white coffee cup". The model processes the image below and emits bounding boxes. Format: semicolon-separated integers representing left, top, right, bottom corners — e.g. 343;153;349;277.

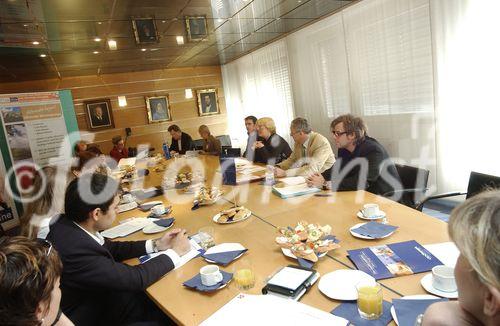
122;194;133;203
200;265;223;286
362;203;380;218
151;204;166;216
432;265;457;292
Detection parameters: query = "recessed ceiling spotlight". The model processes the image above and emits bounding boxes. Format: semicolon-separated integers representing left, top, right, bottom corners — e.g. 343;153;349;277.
32;41;40;45
276;17;281;20
228;17;232;20
97;21;102;25
39;54;47;58
217;18;223;23
23;24;28;27
162;20;166;23
108;39;117;50
176;36;184;45
94;37;101;42
141;48;147;52
172;18;178;21
93;51;99;54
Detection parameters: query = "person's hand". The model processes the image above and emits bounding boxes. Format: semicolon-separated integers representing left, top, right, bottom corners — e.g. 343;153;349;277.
274;167;286;178
170;230;191;256
254;141;264;149
156;228;183;250
306;173;325;188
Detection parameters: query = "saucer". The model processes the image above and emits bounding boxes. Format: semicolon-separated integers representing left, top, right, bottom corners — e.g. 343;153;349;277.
420;273;458;298
349;222;395;239
142;219;174;234
356;210;386;220
390;294;439;325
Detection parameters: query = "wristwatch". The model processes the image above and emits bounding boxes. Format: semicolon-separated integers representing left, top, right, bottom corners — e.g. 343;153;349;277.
152;239;160;253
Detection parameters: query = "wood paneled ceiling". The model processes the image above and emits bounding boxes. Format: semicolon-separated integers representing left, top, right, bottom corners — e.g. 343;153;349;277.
0;0;356;82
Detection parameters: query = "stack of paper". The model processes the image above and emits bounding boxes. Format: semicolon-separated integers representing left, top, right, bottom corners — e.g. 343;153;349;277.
423;242;459;267
200;293;348;325
272;182;320;198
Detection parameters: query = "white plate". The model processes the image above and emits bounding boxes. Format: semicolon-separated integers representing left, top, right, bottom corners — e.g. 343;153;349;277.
357;210;386;220
390;294;439;325
349;222;395;240
212;210;251;224
318;269;375;301
142;219;174;234
420;273;458;299
203;243;246;263
281;247;327;260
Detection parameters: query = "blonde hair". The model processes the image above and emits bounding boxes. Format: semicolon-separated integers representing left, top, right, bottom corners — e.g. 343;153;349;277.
198;124;211;135
19;166;67;239
449;190;500;289
256;117;276;134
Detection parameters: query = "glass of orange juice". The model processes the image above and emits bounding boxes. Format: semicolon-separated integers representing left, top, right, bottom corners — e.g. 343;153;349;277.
232;259;255;291
356;280;383;320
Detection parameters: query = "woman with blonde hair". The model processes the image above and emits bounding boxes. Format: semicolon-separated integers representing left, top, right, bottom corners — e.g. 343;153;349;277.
198;124;221;155
19;166;68;239
423;190;500;325
253;117;291;164
0;236;74;325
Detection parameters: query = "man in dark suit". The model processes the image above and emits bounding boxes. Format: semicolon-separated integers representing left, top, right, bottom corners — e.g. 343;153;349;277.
90;105;110;127
168;124;195;155
243;115;264;161
307;114;402;197
47;173;191;325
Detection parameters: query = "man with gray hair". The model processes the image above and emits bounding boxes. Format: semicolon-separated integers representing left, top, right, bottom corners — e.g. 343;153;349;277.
274;117;335;177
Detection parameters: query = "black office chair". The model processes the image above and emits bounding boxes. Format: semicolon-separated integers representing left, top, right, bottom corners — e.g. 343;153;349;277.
220;148;241;158
416;171;500;211
193;139;204;150
216;135;232;147
383;164;430;211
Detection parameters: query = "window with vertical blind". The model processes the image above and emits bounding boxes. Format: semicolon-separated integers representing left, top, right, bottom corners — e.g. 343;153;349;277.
343;0;434;116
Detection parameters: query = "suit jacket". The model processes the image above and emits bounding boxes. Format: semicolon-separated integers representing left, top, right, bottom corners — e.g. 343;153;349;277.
109;146;129;163
326;136;402;196
253;133;291;165
169;132;194;154
243;131;263;161
277;131;335;177
47;215;174;325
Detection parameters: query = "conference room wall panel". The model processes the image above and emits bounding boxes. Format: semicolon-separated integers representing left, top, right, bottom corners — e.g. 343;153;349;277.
0;66;228;155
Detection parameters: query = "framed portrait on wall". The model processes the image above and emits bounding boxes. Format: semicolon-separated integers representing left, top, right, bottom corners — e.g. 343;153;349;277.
132;17;159;44
84;99;114;130
146;96;171;123
196;89;219;116
185;16;208;41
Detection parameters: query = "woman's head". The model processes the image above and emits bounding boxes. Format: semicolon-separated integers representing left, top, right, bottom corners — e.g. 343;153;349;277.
256;117;276;139
20;166;65;239
198;125;211;139
0;236;63;325
449;190;500;321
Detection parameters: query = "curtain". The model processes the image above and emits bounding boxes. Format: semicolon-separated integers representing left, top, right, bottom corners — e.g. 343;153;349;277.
431;0;500;193
222;40;295;150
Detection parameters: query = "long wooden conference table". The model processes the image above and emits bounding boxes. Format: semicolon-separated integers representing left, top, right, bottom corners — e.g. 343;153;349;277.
117;155;450;325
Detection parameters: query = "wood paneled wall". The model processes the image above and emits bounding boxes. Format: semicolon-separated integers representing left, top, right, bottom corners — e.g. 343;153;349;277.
0;66;227;154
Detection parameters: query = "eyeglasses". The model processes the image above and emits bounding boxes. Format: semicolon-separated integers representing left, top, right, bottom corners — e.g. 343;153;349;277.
37;238;53;257
332;131;348;137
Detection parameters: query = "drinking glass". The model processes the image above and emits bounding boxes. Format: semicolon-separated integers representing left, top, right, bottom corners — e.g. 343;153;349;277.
198;227;215;250
356;280;383;320
232;258;255;291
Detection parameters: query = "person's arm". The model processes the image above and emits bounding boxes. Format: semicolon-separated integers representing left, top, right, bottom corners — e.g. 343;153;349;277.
104;240;148;261
185;134;195;152
169;140;178;152
63;250;175;291
277;144;298;170
284;141;334;177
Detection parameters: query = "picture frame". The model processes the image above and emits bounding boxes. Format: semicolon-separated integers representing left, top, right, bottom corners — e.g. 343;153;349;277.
132;17;159;44
185;15;208;41
145;96;171;123
84;99;114;130
196;89;219;116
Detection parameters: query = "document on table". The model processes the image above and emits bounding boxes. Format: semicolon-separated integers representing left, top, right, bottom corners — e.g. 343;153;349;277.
424;242;459;267
200;293;348;326
139;239;201;269
118;157;136;167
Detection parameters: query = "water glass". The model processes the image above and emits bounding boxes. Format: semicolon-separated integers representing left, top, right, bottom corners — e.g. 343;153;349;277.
356;280;383;320
198;227;215;250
